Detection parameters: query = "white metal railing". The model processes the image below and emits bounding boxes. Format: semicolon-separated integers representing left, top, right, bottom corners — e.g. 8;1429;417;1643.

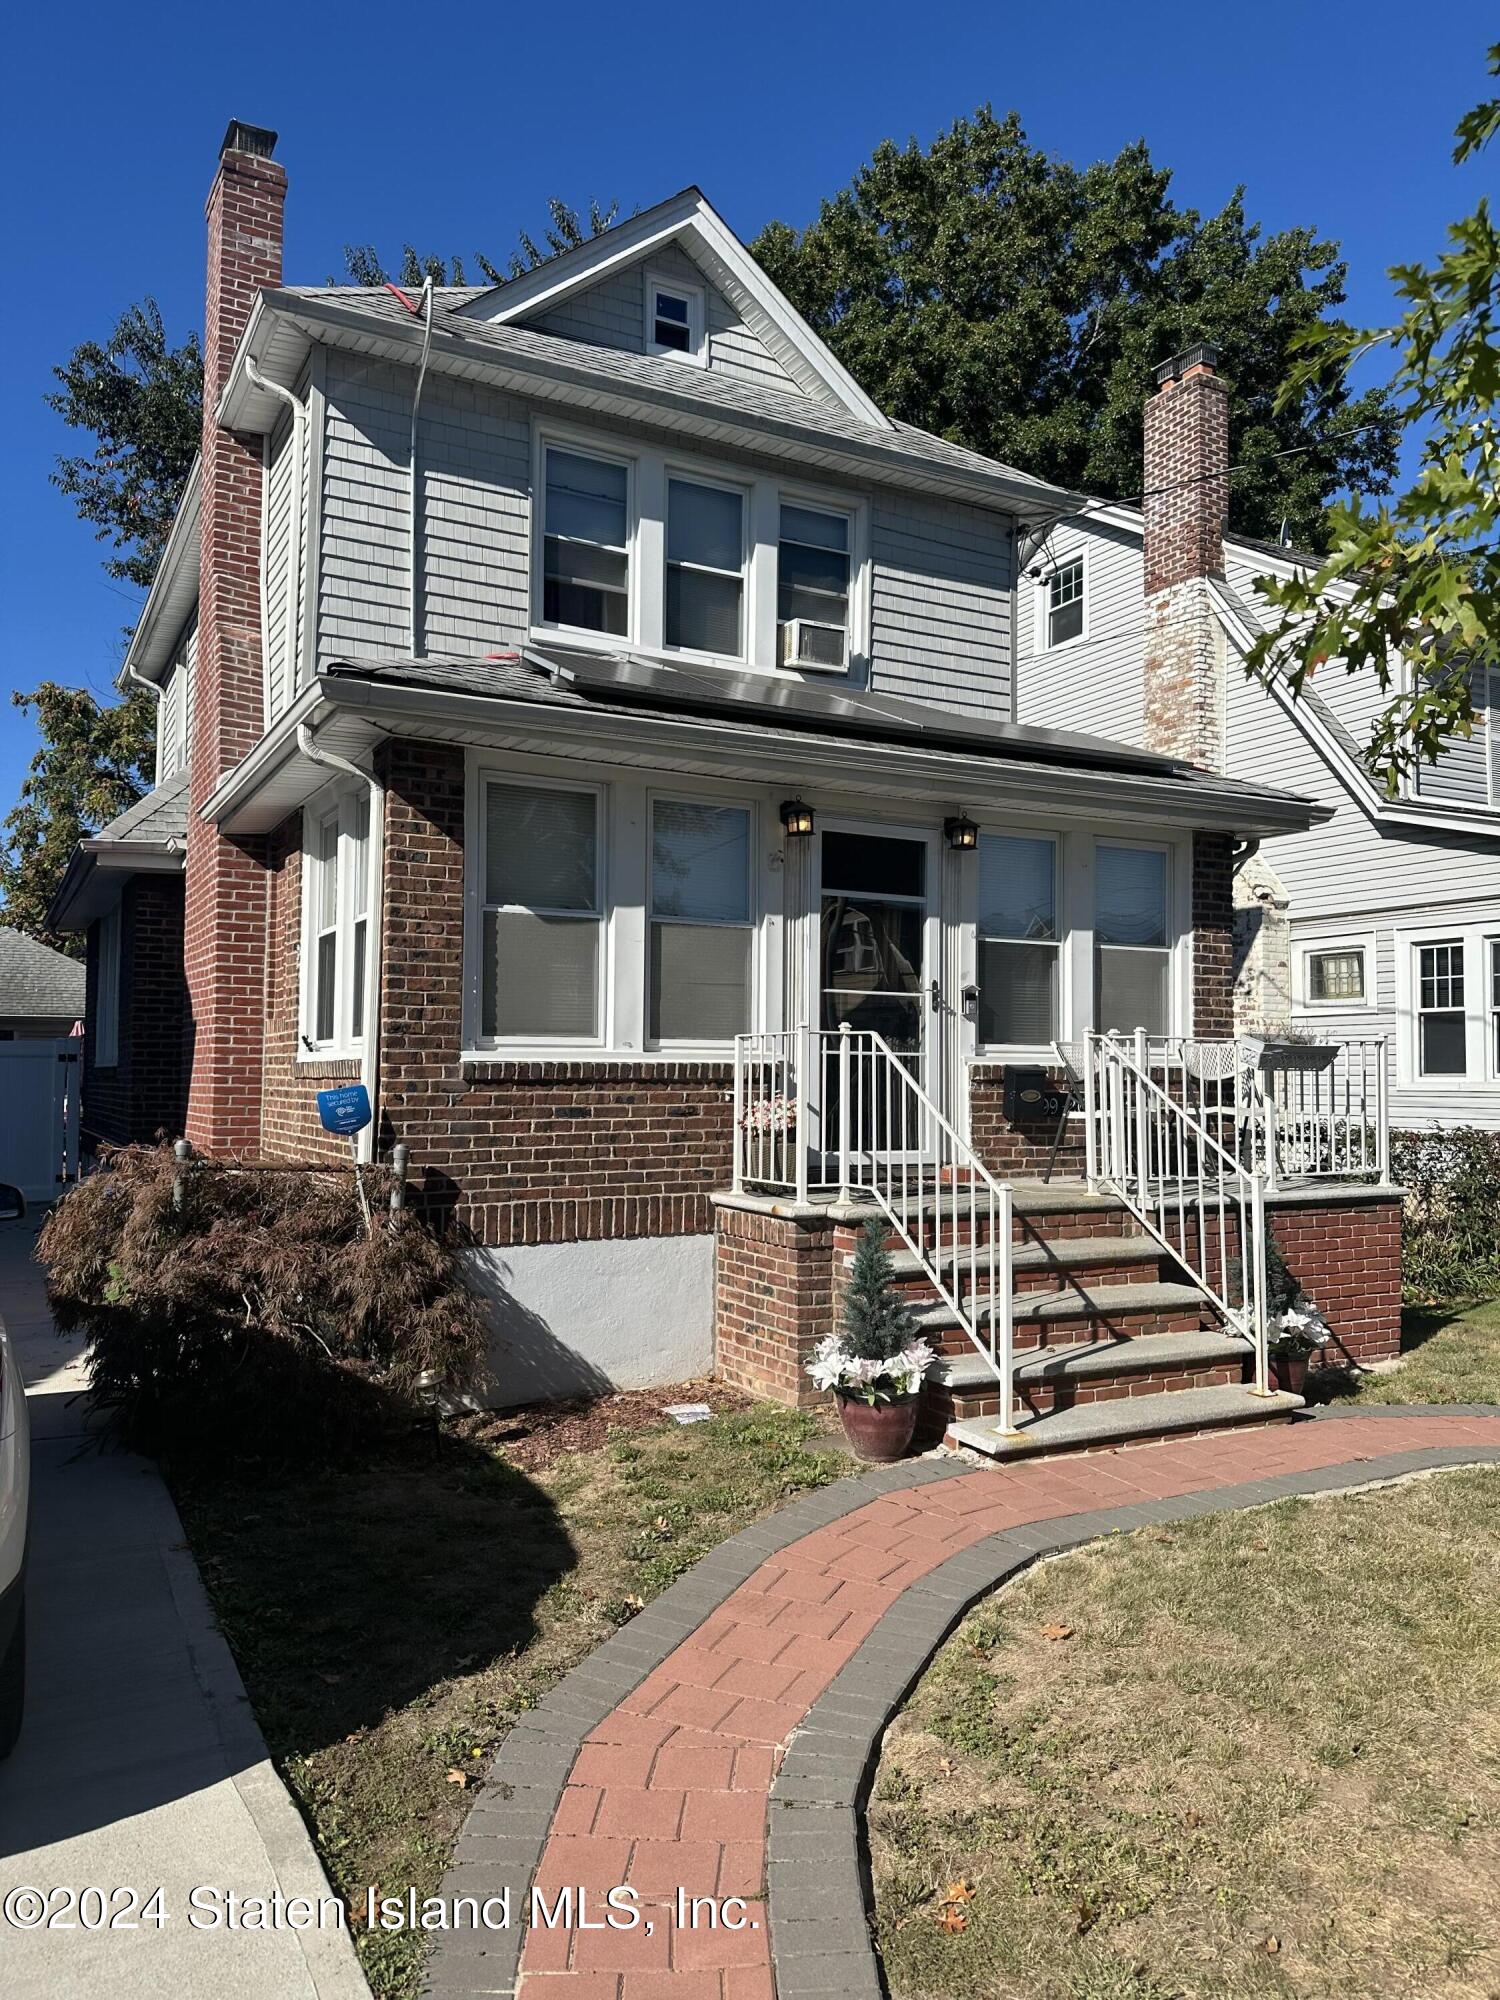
1154;1035;1390;1190
733;1023;1019;1430
1086;1029;1273;1397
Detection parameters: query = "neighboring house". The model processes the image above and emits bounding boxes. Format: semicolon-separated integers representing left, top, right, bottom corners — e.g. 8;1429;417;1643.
0;929;84;1038
1013;346;1500;1132
47;123;1404;1447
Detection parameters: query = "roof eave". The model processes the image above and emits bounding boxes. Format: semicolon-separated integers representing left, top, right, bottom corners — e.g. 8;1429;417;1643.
117;459;202;688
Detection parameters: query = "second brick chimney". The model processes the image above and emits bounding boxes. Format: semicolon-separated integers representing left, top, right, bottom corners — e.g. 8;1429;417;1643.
184;121;285;1153
1141;342;1229;770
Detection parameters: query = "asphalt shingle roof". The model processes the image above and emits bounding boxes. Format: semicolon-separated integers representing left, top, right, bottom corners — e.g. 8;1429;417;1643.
0;927;85;1021
92;769;190;847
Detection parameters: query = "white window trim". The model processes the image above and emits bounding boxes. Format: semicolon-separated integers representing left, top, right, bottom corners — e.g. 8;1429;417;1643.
776;495;857;675
663;471;751;664
1393;921;1500;1089
972;829;1065;1060
95;903;121;1069
298;786;371;1062
528;421;871;682
647;790;759;1054
1033;551;1089;654
644;269;707;365
1293;933;1377;1013
1488;933;1500;1083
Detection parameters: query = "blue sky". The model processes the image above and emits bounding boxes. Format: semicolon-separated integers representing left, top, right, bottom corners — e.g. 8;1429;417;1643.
1;0;1490;837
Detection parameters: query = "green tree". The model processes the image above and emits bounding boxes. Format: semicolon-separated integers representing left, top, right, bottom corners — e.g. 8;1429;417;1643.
341;195;621;290
0;685;156;952
752;108;1399;547
1246;45;1499;792
839;1218;918;1365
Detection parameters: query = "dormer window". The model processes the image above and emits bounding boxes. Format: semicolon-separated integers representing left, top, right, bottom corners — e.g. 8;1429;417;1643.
646;273;705;363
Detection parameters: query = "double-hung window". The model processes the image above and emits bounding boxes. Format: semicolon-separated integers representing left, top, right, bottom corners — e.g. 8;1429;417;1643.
1043;558;1084;647
95;903;121;1067
541;447;629;637
1490;939;1500;1077
1095;844;1170;1036
649;801;752;1043
665;478;745;657
481;781;602;1042
778;504;851;670
976;834;1059;1046
1416;940;1466;1076
303;793;371;1056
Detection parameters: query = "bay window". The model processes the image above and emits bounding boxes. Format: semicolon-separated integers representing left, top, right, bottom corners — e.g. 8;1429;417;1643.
481;781;602;1041
778;504;851;670
1095;844;1170;1036
665;478;745;656
301;792;371;1056
976;834;1059;1046
1416;940;1466;1077
541;447;629;636
650;800;752;1043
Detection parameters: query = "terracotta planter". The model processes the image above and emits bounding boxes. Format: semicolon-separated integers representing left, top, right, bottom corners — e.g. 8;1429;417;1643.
835;1390;920;1463
1270;1348;1310;1396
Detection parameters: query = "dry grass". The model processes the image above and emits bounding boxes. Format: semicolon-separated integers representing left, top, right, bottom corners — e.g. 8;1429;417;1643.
1315;1296;1500;1408
870;1467;1500;2000
173;1392;855;1999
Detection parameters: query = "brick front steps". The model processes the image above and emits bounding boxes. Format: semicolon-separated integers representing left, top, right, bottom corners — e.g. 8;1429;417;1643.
424;1409;1500;2000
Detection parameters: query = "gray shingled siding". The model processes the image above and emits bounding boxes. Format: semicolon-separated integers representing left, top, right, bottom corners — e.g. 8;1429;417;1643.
318;356;411;662
263;408;296;720
532;262;644;352
870;494;1013;716
422;376;533;654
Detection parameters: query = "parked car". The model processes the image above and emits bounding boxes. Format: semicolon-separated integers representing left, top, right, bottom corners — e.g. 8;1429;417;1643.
0;1181;29;1757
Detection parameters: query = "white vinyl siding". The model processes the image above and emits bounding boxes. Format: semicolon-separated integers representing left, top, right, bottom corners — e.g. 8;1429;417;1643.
1015;516;1143;741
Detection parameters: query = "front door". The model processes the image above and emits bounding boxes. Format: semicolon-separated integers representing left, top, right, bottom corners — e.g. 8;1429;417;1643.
817;825;942;1156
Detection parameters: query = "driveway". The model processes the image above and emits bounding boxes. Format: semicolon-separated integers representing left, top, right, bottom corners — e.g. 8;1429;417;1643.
0;1213;369;2000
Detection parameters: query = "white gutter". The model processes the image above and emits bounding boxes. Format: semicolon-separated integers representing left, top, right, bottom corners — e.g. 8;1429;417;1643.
295;722;385;1164
245;354;307;703
409;278;435;656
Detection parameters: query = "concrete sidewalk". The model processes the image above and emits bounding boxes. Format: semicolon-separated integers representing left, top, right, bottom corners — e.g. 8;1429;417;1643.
0;1213;369;2000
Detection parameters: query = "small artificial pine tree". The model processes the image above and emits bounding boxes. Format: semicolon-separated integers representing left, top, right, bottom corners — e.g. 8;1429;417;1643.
840;1217;919;1365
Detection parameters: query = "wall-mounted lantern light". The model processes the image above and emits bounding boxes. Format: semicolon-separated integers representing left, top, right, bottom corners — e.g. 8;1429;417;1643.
944;814;979;851
779;799;815;839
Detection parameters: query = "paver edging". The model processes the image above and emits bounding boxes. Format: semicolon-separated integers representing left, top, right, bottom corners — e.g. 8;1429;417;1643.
768;1427;1500;2000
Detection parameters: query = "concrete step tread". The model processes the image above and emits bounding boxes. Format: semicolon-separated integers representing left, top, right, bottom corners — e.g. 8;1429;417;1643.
949;1384;1304;1459
859;1233;1165;1281
833;1182;1127;1226
910;1278;1208;1336
933;1329;1250;1392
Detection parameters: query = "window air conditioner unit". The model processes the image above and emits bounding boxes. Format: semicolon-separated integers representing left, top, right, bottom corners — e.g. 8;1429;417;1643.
780;619;847;672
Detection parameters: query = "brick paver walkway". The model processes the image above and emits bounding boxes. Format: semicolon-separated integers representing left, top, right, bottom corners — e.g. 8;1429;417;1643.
428;1411;1500;2000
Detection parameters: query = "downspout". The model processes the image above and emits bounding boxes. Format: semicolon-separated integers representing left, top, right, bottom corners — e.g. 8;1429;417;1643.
244;355;307;700
296;722;386;1166
122;656;165;781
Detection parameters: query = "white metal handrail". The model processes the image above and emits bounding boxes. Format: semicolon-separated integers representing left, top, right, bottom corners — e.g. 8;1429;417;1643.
1157;1034;1390;1189
1086;1029;1272;1397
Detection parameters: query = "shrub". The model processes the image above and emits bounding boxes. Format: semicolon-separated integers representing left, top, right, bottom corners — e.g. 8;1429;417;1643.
1389;1127;1500;1302
37;1145;491;1461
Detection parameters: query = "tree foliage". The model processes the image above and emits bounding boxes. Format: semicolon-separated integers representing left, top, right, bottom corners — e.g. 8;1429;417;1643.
839;1217;919;1363
341;194;620;290
1246;45;1500;791
0;684;155;951
751;108;1399;547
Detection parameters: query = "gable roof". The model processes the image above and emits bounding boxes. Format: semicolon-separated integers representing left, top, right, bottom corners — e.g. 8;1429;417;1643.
0;927;85;1023
454;188;892;429
45;772;190;935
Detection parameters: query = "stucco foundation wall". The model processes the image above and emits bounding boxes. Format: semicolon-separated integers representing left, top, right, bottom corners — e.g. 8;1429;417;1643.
466;1233;715;1408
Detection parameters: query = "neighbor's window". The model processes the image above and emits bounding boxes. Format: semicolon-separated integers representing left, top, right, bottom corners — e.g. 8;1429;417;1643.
303;793;371;1055
778;504;851;670
95;903;121;1068
481;781;601;1042
647;280;704;361
1045;559;1084;647
665;478;745;656
650;800;752;1043
1308;947;1366;1004
1416;940;1466;1076
1491;939;1500;1077
976;834;1059;1046
1095;844;1170;1036
541;447;629;636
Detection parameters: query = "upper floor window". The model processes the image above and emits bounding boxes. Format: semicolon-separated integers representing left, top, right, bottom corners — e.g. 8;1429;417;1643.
1095;844;1169;1036
302;791;371;1057
1043;558;1085;648
481;780;602;1042
646;276;705;363
1308;947;1366;1004
650;800;753;1043
541;447;629;637
1416;940;1465;1076
666;478;745;657
976;834;1059;1047
778;505;851;672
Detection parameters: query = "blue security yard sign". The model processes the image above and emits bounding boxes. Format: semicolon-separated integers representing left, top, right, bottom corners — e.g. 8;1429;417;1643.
317;1084;372;1136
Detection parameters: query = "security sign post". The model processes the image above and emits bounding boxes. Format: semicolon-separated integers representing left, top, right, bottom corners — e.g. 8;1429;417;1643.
317;1084;374;1228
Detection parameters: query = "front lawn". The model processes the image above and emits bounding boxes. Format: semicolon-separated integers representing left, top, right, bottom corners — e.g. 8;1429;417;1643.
1317;1295;1500;1406
173;1389;855;2000
870;1467;1500;2000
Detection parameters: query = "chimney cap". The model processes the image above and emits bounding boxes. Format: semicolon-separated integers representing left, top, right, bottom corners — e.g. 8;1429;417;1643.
1154;340;1219;387
219;120;278;162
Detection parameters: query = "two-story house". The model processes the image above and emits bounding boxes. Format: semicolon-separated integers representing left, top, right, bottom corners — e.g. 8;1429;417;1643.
49;123;1406;1456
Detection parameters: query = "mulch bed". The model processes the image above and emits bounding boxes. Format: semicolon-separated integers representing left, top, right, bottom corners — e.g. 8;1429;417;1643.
452;1379;753;1472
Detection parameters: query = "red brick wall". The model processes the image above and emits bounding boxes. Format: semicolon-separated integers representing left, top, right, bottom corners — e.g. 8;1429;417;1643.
82;875;190;1148
714;1203;836;1409
259;810;360;1162
184;129;285;1154
1192;831;1235;1038
1269;1194;1402;1367
969;1067;1086;1180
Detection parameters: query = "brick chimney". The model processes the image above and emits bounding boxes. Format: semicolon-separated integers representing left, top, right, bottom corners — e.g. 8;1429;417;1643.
184;121;285;1153
1141;342;1229;769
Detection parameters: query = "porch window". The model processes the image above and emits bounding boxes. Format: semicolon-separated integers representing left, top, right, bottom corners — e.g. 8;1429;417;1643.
1308;947;1365;1004
1044;558;1084;647
95;903;120;1068
481;780;601;1041
649;800;752;1043
1095;844;1169;1036
541;448;629;636
778;504;850;670
976;834;1058;1046
302;792;371;1056
1416;940;1466;1076
665;478;745;656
